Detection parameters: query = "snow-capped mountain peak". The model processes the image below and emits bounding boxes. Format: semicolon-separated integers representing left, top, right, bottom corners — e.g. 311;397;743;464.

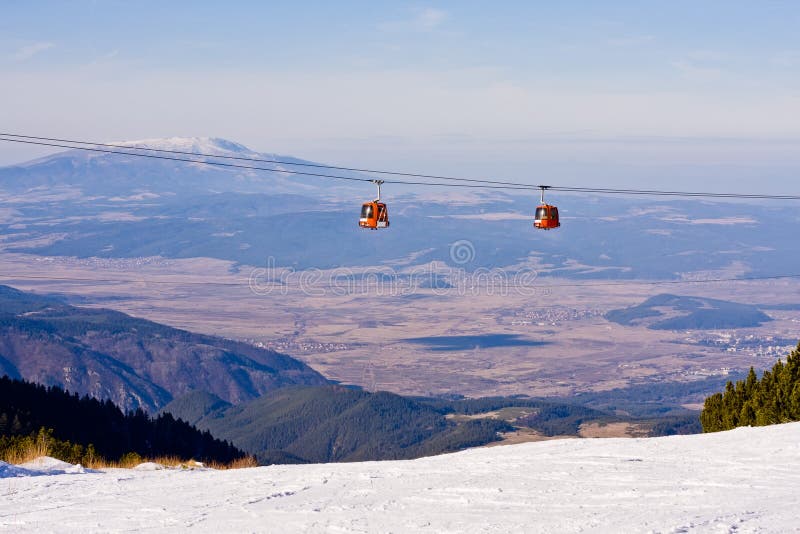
112;137;256;157
2;135;366;198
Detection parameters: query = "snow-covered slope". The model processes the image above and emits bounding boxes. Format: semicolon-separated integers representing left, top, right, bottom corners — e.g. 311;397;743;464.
3;423;799;533
112;137;260;157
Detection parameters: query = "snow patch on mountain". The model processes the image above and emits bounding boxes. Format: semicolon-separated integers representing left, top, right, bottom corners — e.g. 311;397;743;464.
113;137;258;157
13;136;310;174
2;423;800;532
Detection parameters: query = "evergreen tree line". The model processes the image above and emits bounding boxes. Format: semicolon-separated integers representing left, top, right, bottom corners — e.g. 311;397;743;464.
0;376;245;463
701;342;800;432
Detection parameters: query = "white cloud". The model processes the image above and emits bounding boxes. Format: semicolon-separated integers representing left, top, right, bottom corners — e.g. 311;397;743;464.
85;49;120;67
607;35;655;47
771;50;800;67
686;50;726;62
671;59;723;80
379;7;448;33
414;8;447;30
12;41;55;61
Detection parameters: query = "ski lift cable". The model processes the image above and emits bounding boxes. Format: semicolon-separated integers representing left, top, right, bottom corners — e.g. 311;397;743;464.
1;134;800;200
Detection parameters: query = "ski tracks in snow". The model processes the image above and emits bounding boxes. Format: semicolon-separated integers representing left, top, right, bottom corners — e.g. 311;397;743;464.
1;423;800;532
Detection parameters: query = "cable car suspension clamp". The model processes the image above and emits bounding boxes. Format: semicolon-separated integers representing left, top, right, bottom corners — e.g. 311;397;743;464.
371;179;385;201
538;185;550;204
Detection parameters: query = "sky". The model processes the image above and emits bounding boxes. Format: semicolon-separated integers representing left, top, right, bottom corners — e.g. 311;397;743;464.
1;1;799;193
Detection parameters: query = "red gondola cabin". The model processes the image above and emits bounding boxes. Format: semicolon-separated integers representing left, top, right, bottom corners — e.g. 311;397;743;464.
359;180;390;229
533;186;560;230
534;204;559;229
359;201;389;229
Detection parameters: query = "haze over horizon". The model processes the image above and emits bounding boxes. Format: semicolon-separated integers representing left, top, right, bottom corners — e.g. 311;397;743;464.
2;1;799;194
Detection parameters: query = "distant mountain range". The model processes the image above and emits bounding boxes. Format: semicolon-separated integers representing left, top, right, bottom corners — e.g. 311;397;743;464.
0;137;364;198
1;137;799;277
0;285;328;411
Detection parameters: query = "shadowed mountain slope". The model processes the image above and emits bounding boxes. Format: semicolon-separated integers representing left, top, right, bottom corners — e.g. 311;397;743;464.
0;285;328;412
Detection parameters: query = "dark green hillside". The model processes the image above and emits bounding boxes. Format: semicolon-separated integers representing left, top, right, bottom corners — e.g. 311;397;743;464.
0;376;245;464
701;342;800;432
162;386;513;464
417;396;613;436
605;294;772;330
159;390;232;427
0;285;328;411
0;285;60;315
420;391;707;437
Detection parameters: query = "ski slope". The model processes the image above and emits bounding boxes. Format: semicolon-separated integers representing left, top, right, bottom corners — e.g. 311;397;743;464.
2;423;799;533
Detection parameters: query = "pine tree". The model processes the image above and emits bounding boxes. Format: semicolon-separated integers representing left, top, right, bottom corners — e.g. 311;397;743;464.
701;342;800;432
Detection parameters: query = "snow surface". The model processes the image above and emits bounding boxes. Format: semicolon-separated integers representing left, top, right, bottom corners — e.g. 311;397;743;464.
113;137;258;157
0;457;92;478
132;462;166;471
2;423;799;533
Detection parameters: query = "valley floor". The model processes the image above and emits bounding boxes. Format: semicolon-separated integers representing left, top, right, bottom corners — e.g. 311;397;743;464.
2;424;800;533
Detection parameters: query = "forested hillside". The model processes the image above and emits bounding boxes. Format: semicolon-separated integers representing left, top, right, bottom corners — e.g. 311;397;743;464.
701;342;800;432
0;285;328;411
418;396;612;436
0;376;245;464
162;385;704;466
162;386;513;464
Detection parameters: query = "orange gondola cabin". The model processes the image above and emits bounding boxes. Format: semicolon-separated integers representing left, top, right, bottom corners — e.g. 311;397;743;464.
359;201;389;229
533;186;560;230
359;180;390;229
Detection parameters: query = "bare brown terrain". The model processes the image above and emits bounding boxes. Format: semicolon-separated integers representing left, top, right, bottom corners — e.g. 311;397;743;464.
1;251;798;399
485;423;652;447
486;429;557;446
578;422;651;438
458;409;652;444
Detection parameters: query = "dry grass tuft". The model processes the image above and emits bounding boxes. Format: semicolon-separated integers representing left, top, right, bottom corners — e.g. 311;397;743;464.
82;454;258;470
3;441;258;471
208;456;259;470
1;438;49;465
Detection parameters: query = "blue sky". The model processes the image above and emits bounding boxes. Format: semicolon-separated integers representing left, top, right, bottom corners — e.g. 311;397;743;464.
1;1;799;192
